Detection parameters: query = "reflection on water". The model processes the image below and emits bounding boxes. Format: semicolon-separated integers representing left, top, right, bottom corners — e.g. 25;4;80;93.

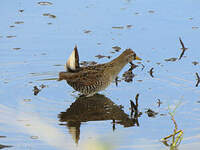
0;144;12;149
58;94;140;144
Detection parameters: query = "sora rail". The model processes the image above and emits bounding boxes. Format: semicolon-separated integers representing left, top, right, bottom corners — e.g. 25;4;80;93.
58;46;141;97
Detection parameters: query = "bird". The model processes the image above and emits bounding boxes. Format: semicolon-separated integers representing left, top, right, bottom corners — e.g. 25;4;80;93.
58;46;141;97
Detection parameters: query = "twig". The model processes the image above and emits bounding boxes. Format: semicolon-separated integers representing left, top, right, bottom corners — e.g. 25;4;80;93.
161;103;184;148
135;93;139;107
157;99;162;107
115;76;119;87
130;100;137;112
130;94;139;116
149;68;154;78
170;115;178;143
130;94;141;127
141;64;145;71
129;62;138;70
178;37;188;60
162;130;182;140
195;72;200;87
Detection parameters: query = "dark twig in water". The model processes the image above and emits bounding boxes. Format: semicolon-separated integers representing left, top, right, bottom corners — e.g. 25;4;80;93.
149;67;154;78
157;99;162;107
195;72;200;87
141;64;145;71
130;100;138;113
33;86;40;95
130;93;142;126
115;76;119;87
112;119;116;131
145;108;158;117
135;93;139;107
178;37;188;60
129;62;138;70
130;93;139;112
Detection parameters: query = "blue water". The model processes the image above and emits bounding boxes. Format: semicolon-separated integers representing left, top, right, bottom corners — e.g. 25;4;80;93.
0;0;200;150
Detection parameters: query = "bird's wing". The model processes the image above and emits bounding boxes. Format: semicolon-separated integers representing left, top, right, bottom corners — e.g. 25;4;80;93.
60;69;105;87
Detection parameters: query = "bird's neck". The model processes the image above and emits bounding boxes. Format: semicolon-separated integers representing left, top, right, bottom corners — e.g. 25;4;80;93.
107;54;128;77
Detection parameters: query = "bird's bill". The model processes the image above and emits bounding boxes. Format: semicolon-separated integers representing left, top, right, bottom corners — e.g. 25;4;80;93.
135;56;142;60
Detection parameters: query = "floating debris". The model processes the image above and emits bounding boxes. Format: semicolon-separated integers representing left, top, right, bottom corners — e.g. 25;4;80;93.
145;108;158;118
126;24;133;29
80;61;97;67
110;51;115;54
192;26;199;30
19;9;24;12
6;35;16;38
195;72;200;87
9;25;15;28
192;61;199;65
33;86;40;96
157;99;162;107
30;136;39;139
13;48;21;50
47;22;52;25
24;99;31;102
137;80;143;82
95;55;106;59
53;64;62;66
33;84;47;95
95;54;111;59
112;26;124;29
197;101;200;103
160;113;167;116
178;37;188;60
164;57;177;62
0;136;6;138
83;30;91;34
97;42;101;45
40;84;47;88
15;21;24;24
38;1;53;5
112;46;121;52
43;13;56;18
148;10;155;13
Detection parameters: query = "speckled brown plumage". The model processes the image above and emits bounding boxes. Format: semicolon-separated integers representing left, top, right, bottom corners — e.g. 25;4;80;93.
58;48;141;96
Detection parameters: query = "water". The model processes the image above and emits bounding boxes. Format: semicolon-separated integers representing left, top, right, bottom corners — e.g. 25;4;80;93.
0;0;200;149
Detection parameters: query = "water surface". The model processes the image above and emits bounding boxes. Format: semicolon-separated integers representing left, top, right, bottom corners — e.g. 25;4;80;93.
0;0;200;150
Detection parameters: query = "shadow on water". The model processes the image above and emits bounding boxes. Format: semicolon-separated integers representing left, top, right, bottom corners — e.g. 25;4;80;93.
58;94;141;144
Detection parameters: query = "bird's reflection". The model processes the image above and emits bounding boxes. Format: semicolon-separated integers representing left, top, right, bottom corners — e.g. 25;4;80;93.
58;94;140;144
